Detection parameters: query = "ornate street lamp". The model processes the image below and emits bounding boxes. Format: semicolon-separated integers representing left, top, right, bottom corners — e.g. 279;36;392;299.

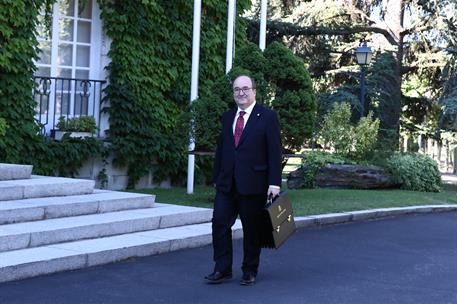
355;41;373;118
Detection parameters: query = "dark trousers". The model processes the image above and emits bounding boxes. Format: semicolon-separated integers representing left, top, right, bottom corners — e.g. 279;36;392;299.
212;186;266;275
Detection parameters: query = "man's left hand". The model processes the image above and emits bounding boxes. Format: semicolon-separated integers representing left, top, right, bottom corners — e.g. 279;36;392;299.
267;186;280;198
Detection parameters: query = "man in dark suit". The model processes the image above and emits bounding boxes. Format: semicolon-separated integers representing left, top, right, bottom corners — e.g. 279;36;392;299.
205;75;282;286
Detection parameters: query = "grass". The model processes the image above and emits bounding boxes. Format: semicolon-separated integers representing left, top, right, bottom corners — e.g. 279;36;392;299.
128;183;457;217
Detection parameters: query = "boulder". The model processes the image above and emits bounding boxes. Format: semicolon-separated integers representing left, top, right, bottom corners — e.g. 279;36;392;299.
315;164;397;189
286;166;307;189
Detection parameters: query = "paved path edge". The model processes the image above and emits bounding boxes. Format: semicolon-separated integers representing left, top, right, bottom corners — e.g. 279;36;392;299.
294;204;457;229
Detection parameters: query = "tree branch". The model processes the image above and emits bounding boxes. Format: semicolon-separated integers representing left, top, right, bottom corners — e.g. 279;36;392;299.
246;19;399;46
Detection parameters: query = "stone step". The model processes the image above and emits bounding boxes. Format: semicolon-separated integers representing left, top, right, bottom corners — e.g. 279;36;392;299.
0;190;155;225
0;175;95;201
0;163;33;181
0;204;212;252
0;221;242;283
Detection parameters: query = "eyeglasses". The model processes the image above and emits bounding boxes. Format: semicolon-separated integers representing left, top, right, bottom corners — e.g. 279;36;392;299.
233;87;254;94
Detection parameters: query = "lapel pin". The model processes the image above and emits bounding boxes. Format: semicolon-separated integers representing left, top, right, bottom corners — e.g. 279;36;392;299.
257;113;260;117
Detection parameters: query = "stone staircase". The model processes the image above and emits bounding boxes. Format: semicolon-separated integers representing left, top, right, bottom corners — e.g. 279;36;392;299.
0;163;217;283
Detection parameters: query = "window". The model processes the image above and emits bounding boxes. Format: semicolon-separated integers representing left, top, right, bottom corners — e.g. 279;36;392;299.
35;0;103;135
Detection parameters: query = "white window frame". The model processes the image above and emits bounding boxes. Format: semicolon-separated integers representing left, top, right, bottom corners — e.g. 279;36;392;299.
35;0;103;135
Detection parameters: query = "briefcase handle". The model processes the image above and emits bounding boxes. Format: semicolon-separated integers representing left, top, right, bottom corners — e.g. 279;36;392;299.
266;192;278;207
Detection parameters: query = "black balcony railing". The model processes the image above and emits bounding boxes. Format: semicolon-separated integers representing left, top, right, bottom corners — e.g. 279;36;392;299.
33;76;106;136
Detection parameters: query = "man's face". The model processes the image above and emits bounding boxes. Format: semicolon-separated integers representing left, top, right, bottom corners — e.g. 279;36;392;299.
233;76;256;110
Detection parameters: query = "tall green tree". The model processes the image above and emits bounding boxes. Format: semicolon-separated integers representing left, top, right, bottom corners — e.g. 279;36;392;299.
245;0;455;146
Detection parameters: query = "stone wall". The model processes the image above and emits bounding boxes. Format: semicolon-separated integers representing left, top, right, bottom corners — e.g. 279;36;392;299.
76;155;171;190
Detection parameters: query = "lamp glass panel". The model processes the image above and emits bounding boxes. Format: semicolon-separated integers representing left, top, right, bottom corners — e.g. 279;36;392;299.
356;52;366;64
366;52;373;64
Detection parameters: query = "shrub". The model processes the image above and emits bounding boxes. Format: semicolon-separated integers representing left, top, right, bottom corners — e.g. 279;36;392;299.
353;112;380;160
385;153;441;192
319;102;353;154
56;116;97;133
264;41;316;153
319;102;379;160
301;151;349;188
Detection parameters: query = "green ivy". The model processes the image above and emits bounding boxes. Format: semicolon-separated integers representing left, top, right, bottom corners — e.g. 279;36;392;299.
0;118;8;137
0;0;48;164
0;0;104;178
98;0;251;187
1;0;258;187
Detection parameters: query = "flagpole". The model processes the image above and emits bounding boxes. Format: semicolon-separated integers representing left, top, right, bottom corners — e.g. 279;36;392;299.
187;0;202;194
226;0;236;73
259;0;267;51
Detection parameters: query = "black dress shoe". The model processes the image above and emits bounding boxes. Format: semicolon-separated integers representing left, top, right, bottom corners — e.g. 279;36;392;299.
204;271;232;284
240;273;256;286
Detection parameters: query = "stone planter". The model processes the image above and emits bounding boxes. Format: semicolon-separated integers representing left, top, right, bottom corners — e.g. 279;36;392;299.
52;130;94;141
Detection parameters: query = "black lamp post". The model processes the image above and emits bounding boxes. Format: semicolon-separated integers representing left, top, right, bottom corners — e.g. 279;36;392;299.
355;41;373;118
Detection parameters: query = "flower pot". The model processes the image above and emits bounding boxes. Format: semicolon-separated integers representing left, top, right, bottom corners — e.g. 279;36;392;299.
53;130;94;141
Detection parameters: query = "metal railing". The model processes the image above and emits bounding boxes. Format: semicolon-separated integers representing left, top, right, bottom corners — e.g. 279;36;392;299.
33;76;106;137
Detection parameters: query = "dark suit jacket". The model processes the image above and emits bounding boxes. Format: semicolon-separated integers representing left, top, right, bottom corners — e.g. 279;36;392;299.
213;104;282;195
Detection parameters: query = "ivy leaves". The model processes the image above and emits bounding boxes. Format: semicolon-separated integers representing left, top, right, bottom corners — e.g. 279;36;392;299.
99;0;251;187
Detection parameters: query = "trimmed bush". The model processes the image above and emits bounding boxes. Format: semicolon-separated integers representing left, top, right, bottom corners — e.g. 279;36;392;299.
385;153;441;192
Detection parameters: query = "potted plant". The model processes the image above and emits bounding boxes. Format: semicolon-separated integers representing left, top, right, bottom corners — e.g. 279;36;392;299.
53;116;97;140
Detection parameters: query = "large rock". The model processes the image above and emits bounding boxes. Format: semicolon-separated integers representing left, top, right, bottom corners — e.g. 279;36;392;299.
286;166;307;189
315;164;397;189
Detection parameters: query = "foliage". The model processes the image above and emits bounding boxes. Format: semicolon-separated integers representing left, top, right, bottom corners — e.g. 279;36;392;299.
192;42;316;155
0;1;105;180
38;137;105;177
385;153;441;192
56;116;97;133
264;42;316;152
315;89;359;128
301;150;349;188
0;118;8;137
366;52;401;147
319;102;379;160
438;55;457;131
245;0;457;148
353;113;381;160
319;102;353;154
98;0;251;188
0;0;49;165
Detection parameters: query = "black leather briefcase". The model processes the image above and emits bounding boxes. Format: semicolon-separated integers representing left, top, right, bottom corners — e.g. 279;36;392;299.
259;191;296;249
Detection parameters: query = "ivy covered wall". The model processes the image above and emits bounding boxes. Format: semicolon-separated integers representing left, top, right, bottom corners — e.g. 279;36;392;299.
0;0;49;164
98;0;251;187
0;0;254;187
0;0;104;177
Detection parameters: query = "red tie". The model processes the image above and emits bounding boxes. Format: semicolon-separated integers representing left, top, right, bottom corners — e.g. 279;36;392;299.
234;111;246;147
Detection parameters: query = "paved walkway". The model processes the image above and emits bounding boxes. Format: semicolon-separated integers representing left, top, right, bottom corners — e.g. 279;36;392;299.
0;211;456;304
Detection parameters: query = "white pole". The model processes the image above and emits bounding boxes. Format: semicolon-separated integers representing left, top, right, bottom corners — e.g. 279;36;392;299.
226;0;236;73
187;0;202;194
259;0;267;51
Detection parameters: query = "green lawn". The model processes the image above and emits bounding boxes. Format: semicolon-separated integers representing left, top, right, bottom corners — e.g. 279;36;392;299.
128;184;457;217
